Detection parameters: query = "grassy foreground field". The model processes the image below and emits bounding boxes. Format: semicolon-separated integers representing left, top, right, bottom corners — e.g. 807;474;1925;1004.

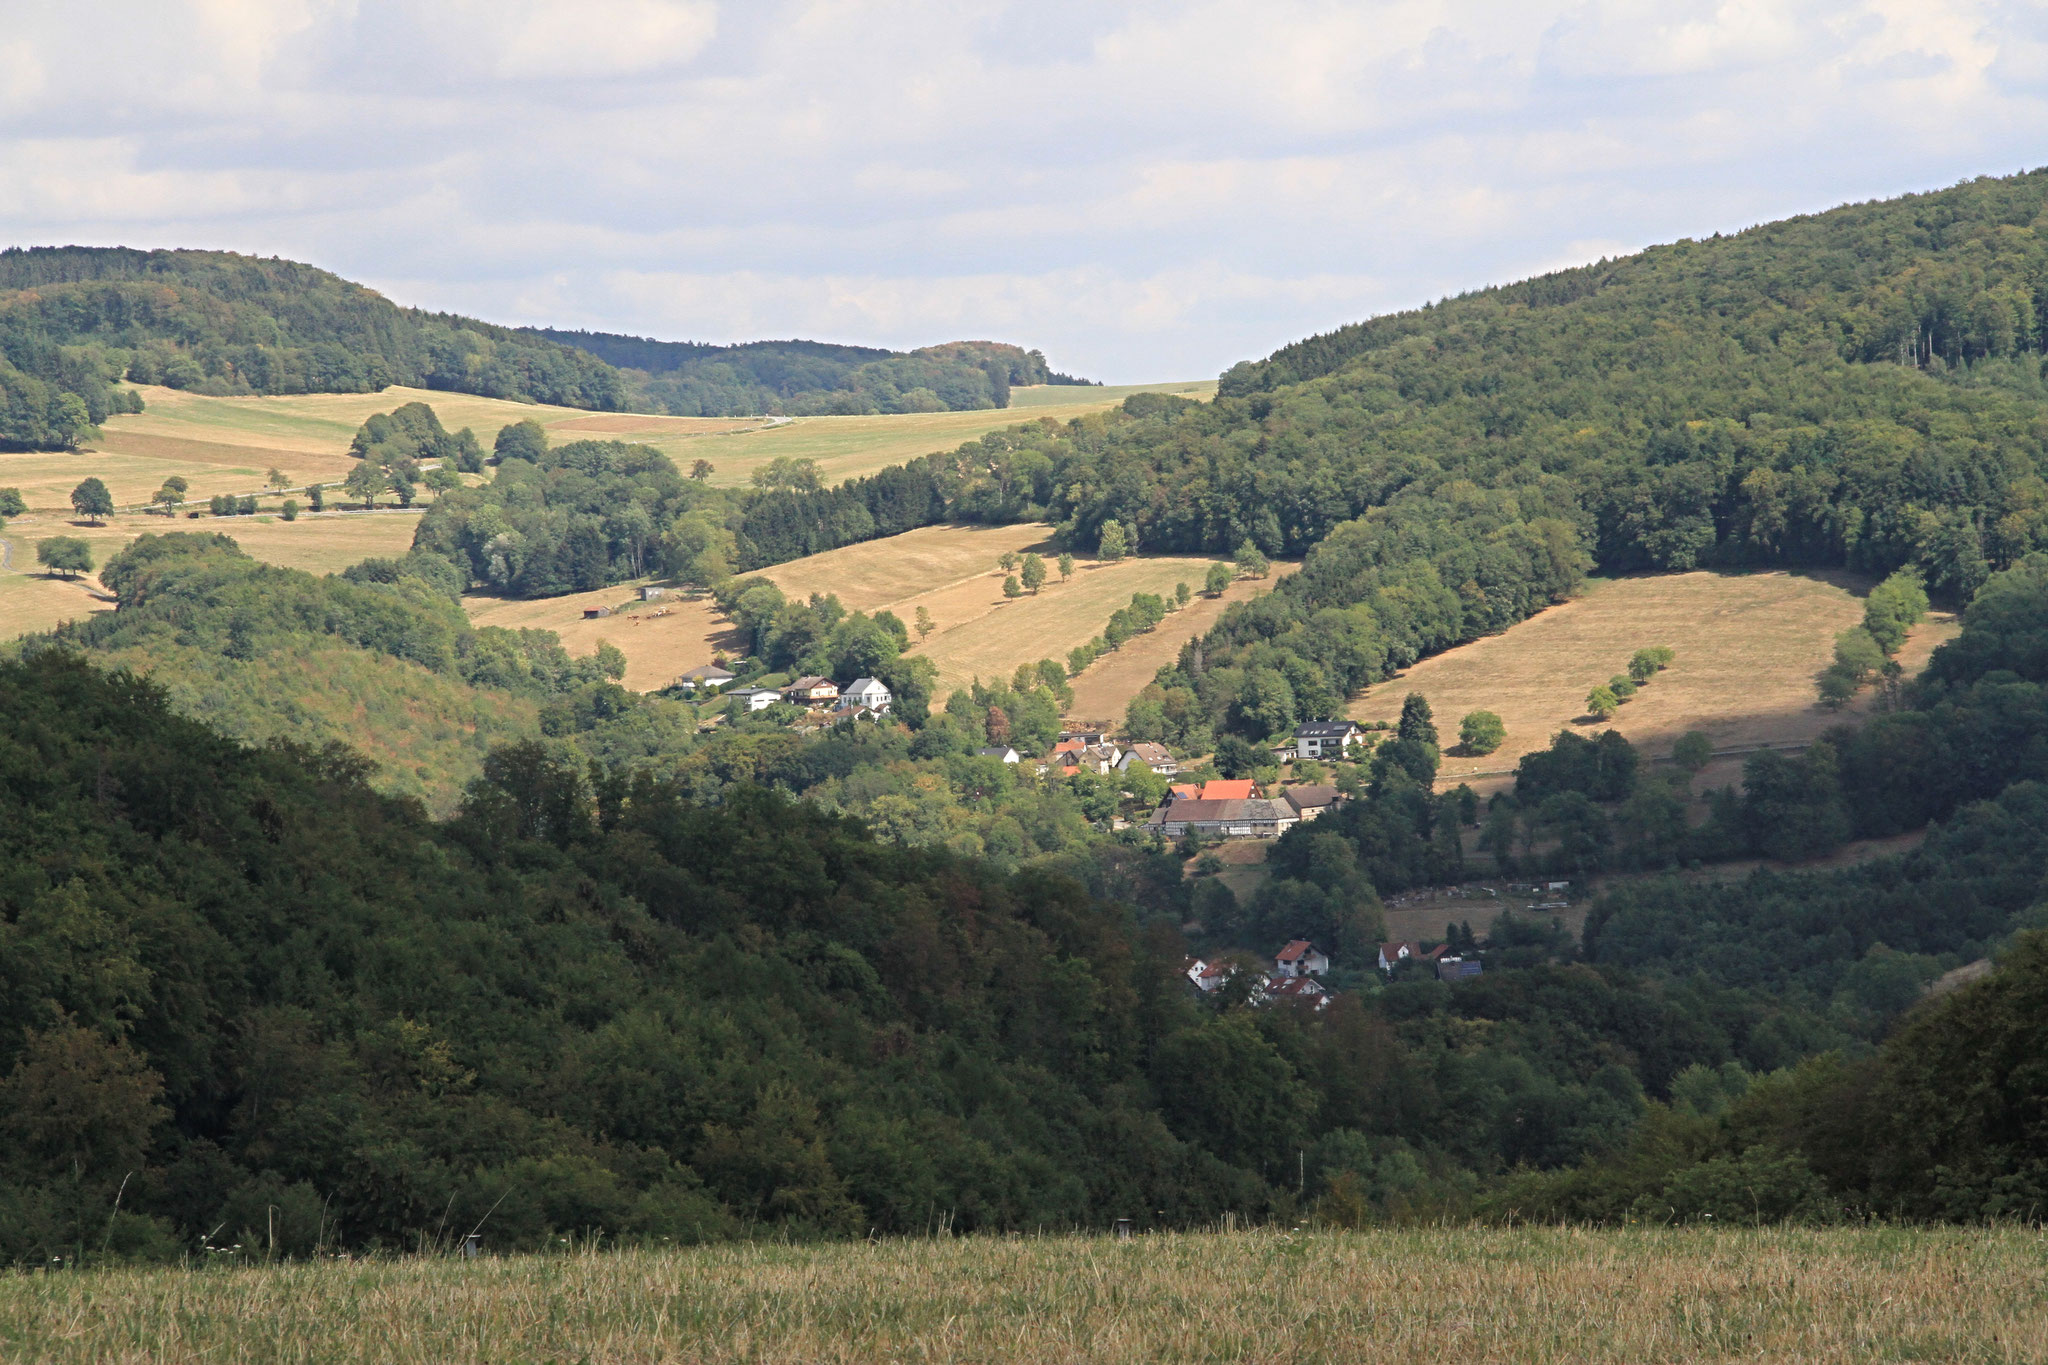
1348;569;1960;795
3;1226;2040;1364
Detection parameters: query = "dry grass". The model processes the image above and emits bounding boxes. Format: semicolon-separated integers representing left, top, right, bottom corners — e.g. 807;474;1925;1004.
908;554;1223;693
742;522;1057;614
1347;570;1960;795
0;513;424;640
1065;564;1298;725
464;587;748;694
1;1226;2040;1364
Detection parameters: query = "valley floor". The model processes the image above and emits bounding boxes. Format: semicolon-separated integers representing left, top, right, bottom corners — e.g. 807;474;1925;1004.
2;1226;2038;1364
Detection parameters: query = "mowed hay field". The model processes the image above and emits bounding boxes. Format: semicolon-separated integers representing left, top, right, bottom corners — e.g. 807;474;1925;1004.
0;512;424;639
4;1227;2043;1364
459;523;1251;701
669;380;1211;490
1348;570;1960;792
464;587;748;694
1065;563;1298;724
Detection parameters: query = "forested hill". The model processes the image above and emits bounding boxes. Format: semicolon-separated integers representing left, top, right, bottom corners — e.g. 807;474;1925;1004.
529;328;1094;416
910;168;2048;747
0;247;625;448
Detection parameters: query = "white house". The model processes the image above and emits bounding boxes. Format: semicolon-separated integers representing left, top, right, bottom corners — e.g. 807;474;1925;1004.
842;677;893;711
1294;720;1364;760
1268;976;1332;1009
1274;940;1330;979
728;686;782;712
1116;742;1180;776
784;675;840;705
977;745;1021;763
674;663;736;693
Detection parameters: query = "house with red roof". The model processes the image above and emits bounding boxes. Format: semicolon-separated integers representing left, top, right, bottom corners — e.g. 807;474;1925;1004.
1274;940;1330;979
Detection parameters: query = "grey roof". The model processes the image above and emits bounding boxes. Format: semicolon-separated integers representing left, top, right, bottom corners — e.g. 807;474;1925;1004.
1295;721;1360;737
679;663;736;680
846;676;889;693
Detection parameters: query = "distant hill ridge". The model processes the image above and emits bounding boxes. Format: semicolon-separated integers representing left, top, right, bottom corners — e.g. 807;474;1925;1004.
529;327;1097;417
0;246;1087;449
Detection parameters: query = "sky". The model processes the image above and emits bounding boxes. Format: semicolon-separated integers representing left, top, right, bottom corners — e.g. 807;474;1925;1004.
2;1;2047;383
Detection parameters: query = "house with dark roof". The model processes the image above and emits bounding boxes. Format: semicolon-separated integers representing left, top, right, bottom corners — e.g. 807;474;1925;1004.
1116;742;1180;776
976;745;1021;763
1147;797;1298;839
674;663;736;693
728;685;783;712
1295;720;1364;760
784;675;840;705
1283;784;1341;820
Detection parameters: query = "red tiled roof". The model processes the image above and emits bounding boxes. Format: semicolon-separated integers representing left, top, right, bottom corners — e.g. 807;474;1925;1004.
1200;779;1256;800
1276;939;1316;962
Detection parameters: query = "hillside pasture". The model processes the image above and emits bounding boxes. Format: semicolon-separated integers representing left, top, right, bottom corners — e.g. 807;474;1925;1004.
464;585;747;694
671;382;1208;489
1347;570;1959;793
1064;563;1298;725
0;511;424;640
905;553;1223;692
738;521;1057;614
1;1226;2039;1364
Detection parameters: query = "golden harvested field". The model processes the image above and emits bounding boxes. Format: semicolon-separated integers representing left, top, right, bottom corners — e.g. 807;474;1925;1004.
3;1226;2041;1364
908;554;1222;692
1064;564;1298;725
0;512;424;639
1348;570;1960;794
742;522;1056;613
464;586;747;694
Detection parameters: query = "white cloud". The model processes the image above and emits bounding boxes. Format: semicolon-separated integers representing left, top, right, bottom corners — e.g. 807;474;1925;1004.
2;1;2047;378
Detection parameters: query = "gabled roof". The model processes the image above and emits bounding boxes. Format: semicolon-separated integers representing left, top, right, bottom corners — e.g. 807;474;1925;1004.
1270;976;1326;997
678;663;736;681
976;745;1018;757
1296;720;1361;738
1153;798;1295;823
1378;941;1417;960
1200;779;1256;800
1125;742;1175;762
787;675;835;690
1276;939;1319;963
1053;738;1085;753
845;676;889;693
1168;783;1202;801
1284;784;1340;811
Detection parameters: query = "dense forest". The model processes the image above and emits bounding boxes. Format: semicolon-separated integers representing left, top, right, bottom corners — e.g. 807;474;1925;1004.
3;551;2046;1261
531;330;1091;416
0;247;629;448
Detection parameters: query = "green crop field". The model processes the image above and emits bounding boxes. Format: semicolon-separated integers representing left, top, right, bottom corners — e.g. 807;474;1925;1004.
0;1226;2036;1364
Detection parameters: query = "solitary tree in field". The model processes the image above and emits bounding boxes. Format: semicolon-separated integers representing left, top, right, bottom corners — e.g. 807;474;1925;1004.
1205;561;1232;596
1020;553;1046;593
1097;519;1128;563
305;484;325;512
344;461;385;509
1459;710;1505;755
1586;685;1619;721
267;467;292;493
1002;574;1023;599
915;605;935;641
151;485;182;516
690;459;714;482
1057;552;1075;582
1398;693;1438;748
0;489;24;519
70;478;114;525
1175;581;1191;609
1234;539;1269;579
281;499;299;522
999;551;1019;574
1672;730;1713;774
37;536;93;578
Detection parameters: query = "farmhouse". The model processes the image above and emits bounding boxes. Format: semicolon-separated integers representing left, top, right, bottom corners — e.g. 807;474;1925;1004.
1274;940;1330;979
1295;720;1363;760
1267;975;1332;1008
1283;784;1341;820
842;677;893;711
784;675;840;705
1116;742;1180;776
728;686;783;712
674;663;736;693
1147;797;1298;839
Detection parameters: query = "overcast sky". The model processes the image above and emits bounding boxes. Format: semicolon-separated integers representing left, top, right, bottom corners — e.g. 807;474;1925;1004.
3;2;2046;382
